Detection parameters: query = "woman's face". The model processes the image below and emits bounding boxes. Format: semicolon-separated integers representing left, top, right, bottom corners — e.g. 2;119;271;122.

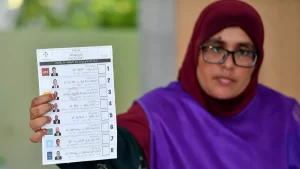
197;27;256;100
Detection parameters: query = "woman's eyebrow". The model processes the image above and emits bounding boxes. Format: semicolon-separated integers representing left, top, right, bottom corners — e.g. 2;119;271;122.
204;38;256;50
238;42;255;50
204;38;225;45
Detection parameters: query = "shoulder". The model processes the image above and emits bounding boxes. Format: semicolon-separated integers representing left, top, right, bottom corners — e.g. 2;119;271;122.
137;81;189;105
135;81;197;122
257;84;297;107
257;84;300;122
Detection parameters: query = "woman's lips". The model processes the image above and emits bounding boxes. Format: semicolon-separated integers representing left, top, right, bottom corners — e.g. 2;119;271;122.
216;77;234;85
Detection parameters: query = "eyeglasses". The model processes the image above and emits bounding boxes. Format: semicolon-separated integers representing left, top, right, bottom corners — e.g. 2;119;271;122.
199;45;258;68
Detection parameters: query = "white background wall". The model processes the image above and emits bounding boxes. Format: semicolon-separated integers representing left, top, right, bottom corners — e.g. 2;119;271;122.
138;0;177;93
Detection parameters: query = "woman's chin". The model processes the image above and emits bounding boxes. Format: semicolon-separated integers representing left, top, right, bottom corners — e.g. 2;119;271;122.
209;90;238;100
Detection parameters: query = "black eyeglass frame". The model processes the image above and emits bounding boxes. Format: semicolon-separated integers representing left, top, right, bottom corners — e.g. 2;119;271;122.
199;45;259;68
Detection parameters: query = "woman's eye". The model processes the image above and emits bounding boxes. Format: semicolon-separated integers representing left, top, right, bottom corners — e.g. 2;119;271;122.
211;47;221;52
239;50;250;55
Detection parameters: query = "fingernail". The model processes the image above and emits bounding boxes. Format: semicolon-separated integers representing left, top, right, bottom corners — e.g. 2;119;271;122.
43;129;47;133
51;94;56;99
48;116;52;123
51;104;54;109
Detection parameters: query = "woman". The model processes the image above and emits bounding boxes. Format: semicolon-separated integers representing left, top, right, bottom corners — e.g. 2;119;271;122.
29;0;300;168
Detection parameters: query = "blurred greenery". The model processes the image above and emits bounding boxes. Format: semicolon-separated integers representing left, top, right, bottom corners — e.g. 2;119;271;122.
16;0;137;29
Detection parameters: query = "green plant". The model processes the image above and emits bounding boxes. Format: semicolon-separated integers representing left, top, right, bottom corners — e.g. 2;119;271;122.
15;0;137;29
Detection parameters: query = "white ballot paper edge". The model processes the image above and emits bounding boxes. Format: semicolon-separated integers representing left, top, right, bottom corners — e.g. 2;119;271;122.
36;46;118;165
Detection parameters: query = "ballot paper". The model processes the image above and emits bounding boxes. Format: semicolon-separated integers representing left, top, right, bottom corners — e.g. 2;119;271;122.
36;46;117;165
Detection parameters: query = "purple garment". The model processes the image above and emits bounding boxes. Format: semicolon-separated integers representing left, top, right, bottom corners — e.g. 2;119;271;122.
137;81;300;169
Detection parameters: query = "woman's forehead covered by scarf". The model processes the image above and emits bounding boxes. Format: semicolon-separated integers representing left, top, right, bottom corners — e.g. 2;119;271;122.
187;0;264;64
178;0;265;116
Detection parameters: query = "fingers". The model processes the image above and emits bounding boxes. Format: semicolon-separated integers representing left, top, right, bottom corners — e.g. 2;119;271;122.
29;116;51;131
30;129;47;143
30;103;53;120
29;94;55;143
31;94;55;108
